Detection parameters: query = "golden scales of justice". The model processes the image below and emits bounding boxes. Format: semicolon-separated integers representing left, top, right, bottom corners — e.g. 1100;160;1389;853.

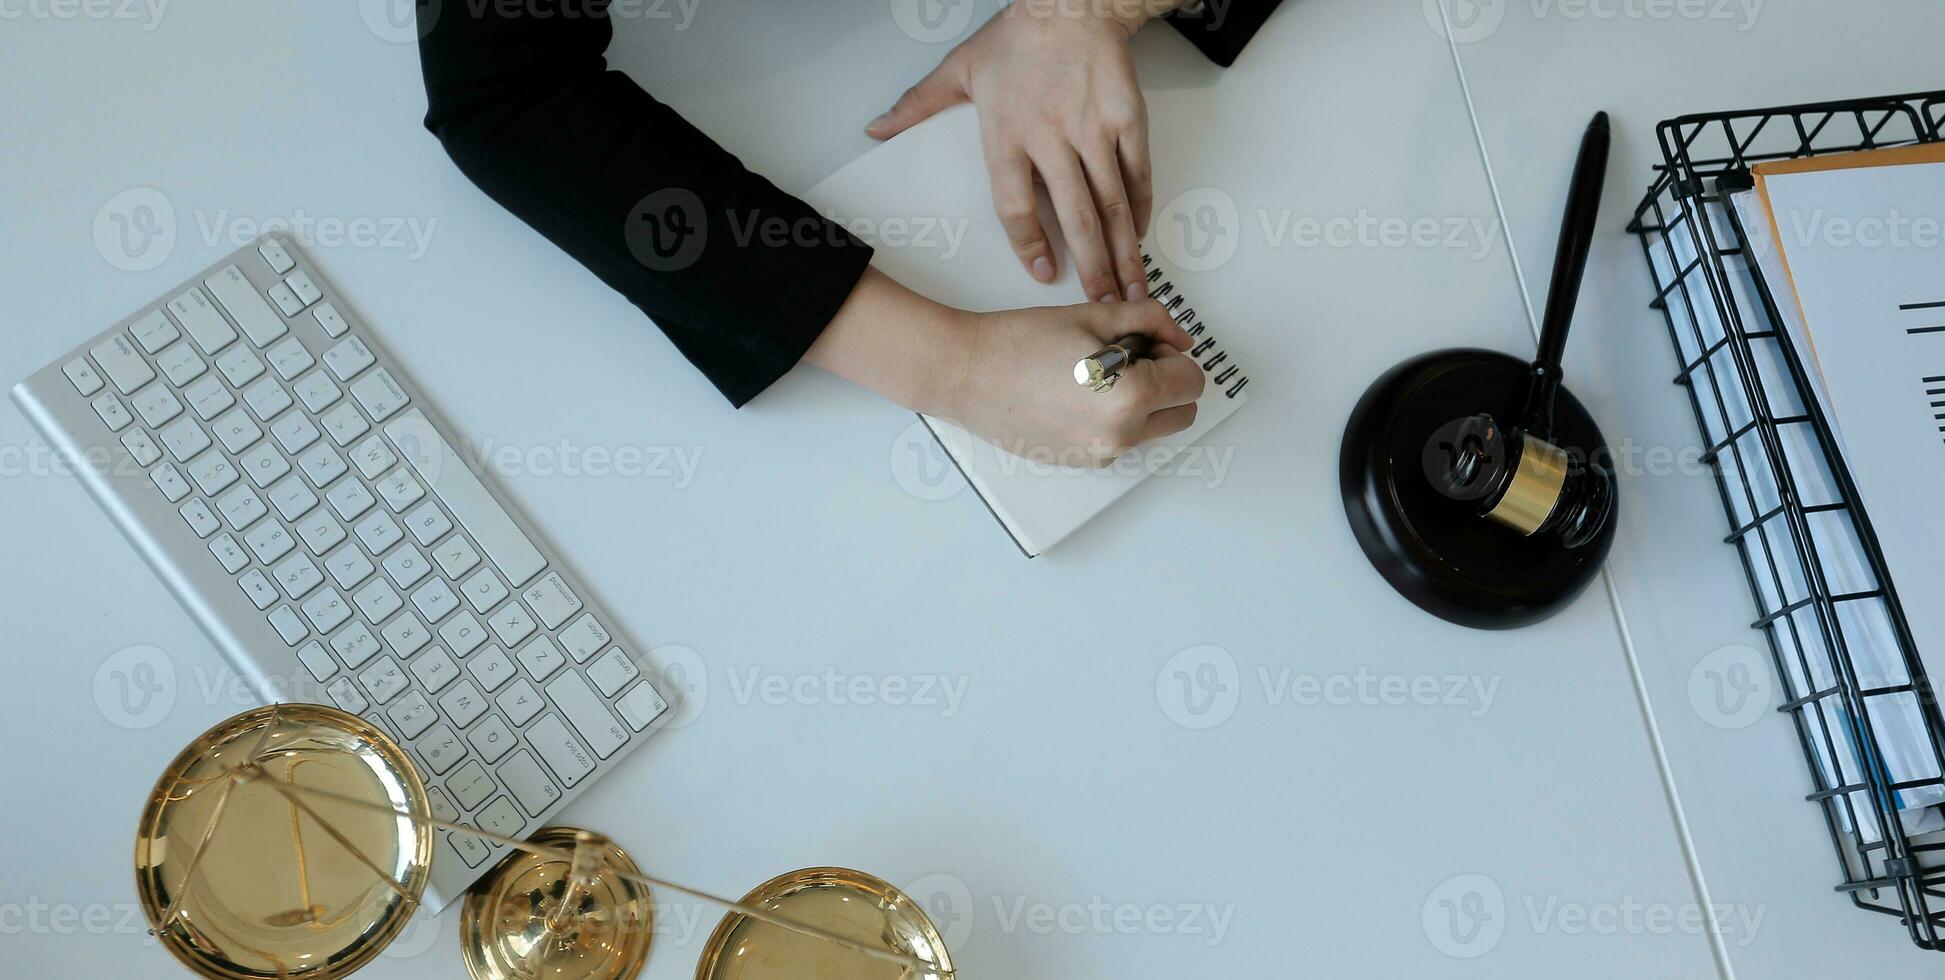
134;704;957;980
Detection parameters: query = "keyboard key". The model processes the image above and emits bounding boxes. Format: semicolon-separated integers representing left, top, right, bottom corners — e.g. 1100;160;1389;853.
297;444;348;487
544;671;628;759
349;368;408;422
448;831;490;868
269;411;322;455
515;634;565;682
354;511;403;553
439;680;490;729
90;332;155;393
386;690;438;740
461;568;508;614
266;336;314;380
313;302;350;337
216;484;267;530
91;393;132;431
326;676;370;714
121;428;162;466
383;545;430;589
241;376;292;421
321;403;368;446
268;280;304;317
330;620;382;668
285;270;323;307
325;335;376;382
268;605;309;645
447;761;495;811
182;375;234;420
326;477;377;521
63;357;104;396
301;588;353;634
239;442;291;489
403;501;452;546
190;452;242;497
520;572;583;631
615;681;669;731
558;614;611;663
168;286;237;354
386;411;546;587
434;535;482;579
467;646;516;692
488;600;538;647
466;716;517;764
151;463;192;502
376;467;424;512
131;383;183;428
350;434;397;480
438;612;487;657
426;786;459;824
495;679;544;726
239;569;279;610
353;577;401;622
526;713;596;787
587;648;640;698
476;797;524;840
259;238;295;274
382;612;430;658
295;640;337;682
209;532;249;573
295;507;346;555
418;725;465;774
324;542;375;589
205;265;287;347
272;553;323;598
244;519;296;564
215;345;265;387
212;408;262;454
159;417;210;463
266;474;317;520
497;751;562;817
411;578;459;622
155;342;206;386
410;646;461;694
129;309;179;354
359;656;409;705
178;498;219;538
294;370;341;413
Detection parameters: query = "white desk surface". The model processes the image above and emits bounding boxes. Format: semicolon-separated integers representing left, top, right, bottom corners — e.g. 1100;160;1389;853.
1444;0;1945;975
0;0;1919;976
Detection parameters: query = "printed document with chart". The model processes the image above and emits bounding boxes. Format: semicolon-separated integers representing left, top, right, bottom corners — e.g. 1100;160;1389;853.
1756;150;1945;693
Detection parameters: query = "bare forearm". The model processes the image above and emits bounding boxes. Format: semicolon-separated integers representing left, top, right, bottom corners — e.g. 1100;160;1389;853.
803;266;973;417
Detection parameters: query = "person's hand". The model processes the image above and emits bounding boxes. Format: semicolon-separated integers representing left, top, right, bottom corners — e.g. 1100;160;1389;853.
936;296;1205;467
807;267;1202;465
867;3;1178;303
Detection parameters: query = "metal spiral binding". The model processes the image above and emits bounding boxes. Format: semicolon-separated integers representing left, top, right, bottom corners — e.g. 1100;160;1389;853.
1139;252;1249;398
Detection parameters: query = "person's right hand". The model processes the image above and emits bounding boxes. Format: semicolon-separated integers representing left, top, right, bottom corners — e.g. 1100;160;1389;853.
936;296;1204;467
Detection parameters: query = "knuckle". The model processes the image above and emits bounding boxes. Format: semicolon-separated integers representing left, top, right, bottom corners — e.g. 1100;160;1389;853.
997;199;1038;226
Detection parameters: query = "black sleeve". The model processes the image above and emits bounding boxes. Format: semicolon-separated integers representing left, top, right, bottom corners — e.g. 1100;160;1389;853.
416;0;874;408
1166;0;1288;67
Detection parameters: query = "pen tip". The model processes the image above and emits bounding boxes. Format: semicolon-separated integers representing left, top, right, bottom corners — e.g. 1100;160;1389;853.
1590;111;1610;133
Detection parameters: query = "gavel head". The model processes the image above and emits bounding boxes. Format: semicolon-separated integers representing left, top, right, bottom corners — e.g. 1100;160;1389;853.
1432;413;1614;550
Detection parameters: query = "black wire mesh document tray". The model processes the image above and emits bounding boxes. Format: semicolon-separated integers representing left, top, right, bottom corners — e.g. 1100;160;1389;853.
1629;90;1945;950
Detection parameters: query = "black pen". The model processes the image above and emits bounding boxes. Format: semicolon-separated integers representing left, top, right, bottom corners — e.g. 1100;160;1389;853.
1073;335;1154;392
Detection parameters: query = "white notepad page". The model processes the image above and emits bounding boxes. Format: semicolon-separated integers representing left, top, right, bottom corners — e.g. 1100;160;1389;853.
1761;159;1945;696
805;104;1250;555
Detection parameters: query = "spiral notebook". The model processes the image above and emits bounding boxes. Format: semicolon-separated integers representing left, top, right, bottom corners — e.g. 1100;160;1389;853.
807;104;1253;556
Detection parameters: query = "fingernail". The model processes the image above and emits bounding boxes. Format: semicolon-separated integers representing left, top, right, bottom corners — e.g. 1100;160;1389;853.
866;113;891;133
1124;282;1145;301
1031;256;1055;282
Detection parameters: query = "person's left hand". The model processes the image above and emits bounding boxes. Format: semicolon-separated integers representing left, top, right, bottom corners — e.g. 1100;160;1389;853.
867;4;1162;303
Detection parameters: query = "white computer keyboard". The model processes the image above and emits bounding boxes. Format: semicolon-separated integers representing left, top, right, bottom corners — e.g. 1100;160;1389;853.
13;235;673;910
